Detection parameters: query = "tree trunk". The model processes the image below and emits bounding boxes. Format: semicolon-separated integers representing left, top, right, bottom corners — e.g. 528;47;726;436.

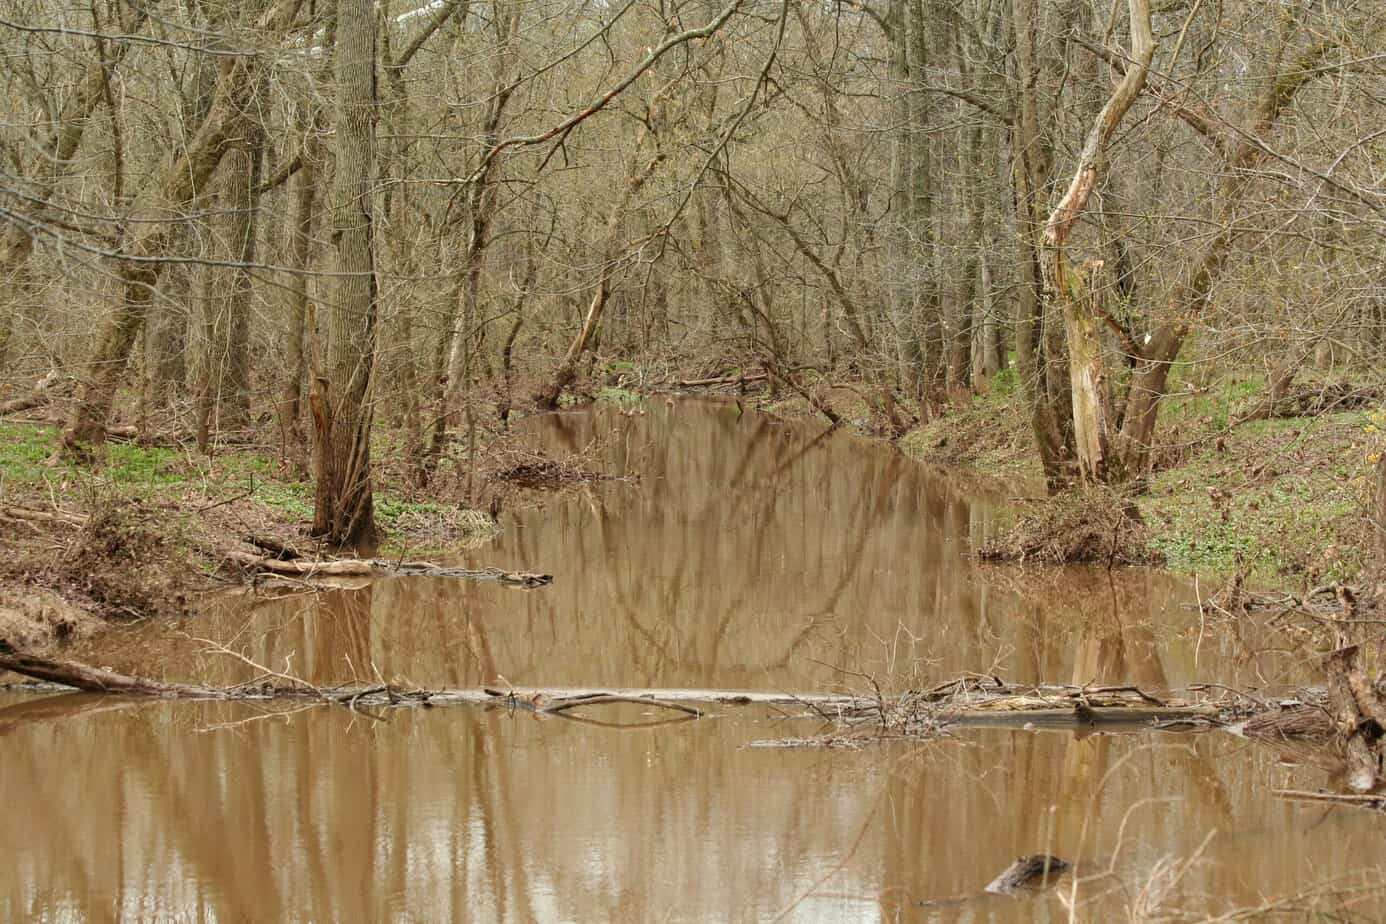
1114;37;1332;474
1009;0;1069;488
194;139;261;451
1059;260;1123;483
311;0;379;549
536;119;665;409
279;126;320;470
904;0;939;392
0;3;152;375
1043;0;1153;483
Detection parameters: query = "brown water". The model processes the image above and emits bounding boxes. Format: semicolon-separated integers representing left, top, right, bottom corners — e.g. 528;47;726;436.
4;401;1379;921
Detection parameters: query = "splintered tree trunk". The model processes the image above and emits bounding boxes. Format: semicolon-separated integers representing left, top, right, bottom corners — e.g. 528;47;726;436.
1059;261;1122;483
311;0;378;549
1042;0;1152;484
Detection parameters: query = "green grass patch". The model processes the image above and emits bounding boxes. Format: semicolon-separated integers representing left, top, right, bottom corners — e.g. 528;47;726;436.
596;385;643;405
1140;410;1369;582
0;421;55;484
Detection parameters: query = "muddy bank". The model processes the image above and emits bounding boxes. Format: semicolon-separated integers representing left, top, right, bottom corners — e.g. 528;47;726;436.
0;424;621;648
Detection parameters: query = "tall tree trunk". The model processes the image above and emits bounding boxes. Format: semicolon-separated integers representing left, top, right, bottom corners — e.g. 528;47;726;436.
311;0;379;549
885;0;916;386
535;119;665;410
904;0;939;393
0;3;152;355
1009;0;1069;488
1115;37;1332;474
194;138;261;451
279;126;320;471
1044;0;1153;484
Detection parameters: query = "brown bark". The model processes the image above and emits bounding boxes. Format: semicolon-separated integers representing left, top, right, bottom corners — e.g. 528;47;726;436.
1043;0;1152;484
427;0;519;457
536;121;666;410
194;137;262;451
278;125;320;470
1009;0;1070;489
0;4;152;281
1059;261;1123;483
1324;645;1384;792
311;0;379;550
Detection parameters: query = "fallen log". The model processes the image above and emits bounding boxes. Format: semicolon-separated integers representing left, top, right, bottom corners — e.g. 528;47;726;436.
1323;644;1385;792
0;505;87;528
1275;788;1386;811
0;370;66;416
0;647;1237;728
0;642;218;697
224;550;553;586
675;372;769;388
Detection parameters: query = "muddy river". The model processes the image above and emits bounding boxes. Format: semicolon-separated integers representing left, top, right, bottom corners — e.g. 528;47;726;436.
3;401;1381;920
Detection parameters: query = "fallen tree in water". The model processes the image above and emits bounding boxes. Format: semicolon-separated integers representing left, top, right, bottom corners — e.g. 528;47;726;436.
0;645;1244;728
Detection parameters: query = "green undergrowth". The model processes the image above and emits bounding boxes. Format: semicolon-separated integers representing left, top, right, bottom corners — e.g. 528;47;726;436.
898;369;1377;585
901;379;1040;481
0;419;497;550
1140;411;1369;583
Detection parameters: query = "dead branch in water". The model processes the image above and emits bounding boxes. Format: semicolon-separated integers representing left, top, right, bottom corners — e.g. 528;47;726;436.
674;372;768;389
223;550;553;586
0;642;218;697
1275;789;1386;811
0;646;1242;730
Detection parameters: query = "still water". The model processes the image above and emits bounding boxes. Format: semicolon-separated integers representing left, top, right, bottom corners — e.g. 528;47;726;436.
3;401;1379;921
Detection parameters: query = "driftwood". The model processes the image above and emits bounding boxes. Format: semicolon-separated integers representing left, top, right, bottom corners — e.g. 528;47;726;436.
0;505;87;529
675;372;769;388
0;370;66;416
225;550;553;586
1236;381;1380;423
1276;789;1386;811
0;643;218;697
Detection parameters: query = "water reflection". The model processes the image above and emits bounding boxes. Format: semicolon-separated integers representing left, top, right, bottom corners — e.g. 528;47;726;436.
77;401;1300;693
1;695;1381;922
5;400;1354;921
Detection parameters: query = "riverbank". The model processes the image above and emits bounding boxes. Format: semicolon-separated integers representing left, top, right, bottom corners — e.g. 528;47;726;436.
0;417;521;649
730;368;1376;586
1;371;1376;650
900;373;1374;585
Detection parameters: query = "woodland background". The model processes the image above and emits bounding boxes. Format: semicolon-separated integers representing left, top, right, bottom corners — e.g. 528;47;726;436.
0;0;1383;552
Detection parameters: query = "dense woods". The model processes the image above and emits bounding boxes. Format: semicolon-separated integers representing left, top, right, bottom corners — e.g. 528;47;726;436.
1;0;1383;546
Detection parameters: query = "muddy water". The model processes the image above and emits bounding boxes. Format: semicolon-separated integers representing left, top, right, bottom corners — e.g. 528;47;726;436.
3;401;1376;921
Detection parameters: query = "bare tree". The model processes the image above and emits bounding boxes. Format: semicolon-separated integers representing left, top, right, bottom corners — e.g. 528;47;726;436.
310;0;379;548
